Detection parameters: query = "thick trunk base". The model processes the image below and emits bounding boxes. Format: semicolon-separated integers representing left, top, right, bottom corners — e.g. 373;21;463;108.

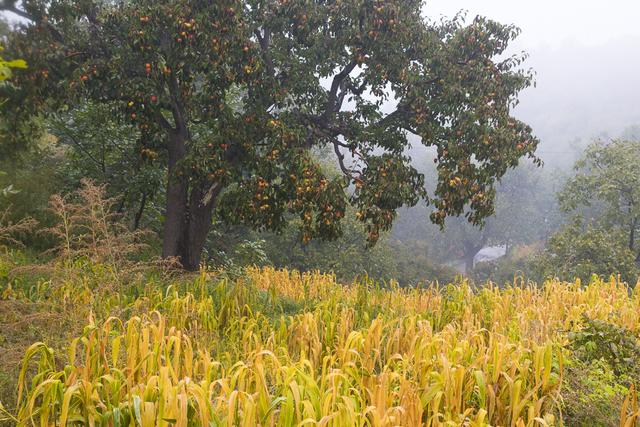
162;177;220;271
162;130;222;270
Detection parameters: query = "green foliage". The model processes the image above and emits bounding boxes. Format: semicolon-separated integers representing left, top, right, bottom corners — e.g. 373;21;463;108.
0;142;63;249
261;208;400;283
562;359;632;427
533;218;639;284
385;239;459;285
0;46;26;82
49;102;165;231
559;139;640;259
562;317;640;426
4;0;539;267
568;316;640;377
213;238;271;279
0;172;18;198
472;253;534;286
0;34;42;160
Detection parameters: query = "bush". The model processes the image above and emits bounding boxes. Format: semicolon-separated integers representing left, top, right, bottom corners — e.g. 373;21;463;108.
532;218;639;285
562;359;632;427
562;316;640;426
473;256;533;286
568;316;640;377
0;143;62;250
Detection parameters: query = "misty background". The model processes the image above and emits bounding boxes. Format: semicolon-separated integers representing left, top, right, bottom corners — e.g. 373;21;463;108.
2;0;639;282
385;0;640;275
429;0;640;166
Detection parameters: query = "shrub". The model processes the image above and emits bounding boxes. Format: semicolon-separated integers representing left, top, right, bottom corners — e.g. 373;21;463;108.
568;316;640;377
562;359;631;427
532;218;639;285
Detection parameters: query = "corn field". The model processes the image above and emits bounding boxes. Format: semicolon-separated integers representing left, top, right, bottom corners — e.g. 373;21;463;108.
2;267;640;426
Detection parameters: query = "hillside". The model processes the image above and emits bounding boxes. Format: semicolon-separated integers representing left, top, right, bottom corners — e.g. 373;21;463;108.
1;256;639;426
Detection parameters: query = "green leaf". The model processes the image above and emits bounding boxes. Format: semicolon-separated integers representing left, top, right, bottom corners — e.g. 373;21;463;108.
5;59;27;68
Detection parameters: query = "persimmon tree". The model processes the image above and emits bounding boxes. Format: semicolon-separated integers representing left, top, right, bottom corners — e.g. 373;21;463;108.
2;0;539;270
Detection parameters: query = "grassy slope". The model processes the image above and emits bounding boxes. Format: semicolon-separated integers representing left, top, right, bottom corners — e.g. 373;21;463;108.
0;253;639;426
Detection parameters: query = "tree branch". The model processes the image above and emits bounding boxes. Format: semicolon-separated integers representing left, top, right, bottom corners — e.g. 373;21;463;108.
155;112;174;132
1;3;30;20
375;107;406;129
167;74;188;135
254;28;275;78
57;128;105;171
322;60;358;123
0;2;65;42
347;78;368;96
332;140;358;180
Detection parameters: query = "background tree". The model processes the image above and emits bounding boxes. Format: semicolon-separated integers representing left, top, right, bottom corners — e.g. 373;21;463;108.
559;139;640;262
3;0;539;270
396;162;557;275
49;102;165;231
533;218;639;284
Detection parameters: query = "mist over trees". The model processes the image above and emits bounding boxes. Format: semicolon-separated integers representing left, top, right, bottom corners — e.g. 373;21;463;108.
2;3;640;425
388;34;640;281
516;37;640;167
0;1;639;284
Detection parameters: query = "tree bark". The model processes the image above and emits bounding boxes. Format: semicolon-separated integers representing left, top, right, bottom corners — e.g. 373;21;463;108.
179;182;222;270
133;191;147;230
160;128;223;270
162;130;188;260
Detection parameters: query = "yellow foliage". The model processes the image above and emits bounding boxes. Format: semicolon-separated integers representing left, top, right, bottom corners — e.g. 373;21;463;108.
7;267;640;426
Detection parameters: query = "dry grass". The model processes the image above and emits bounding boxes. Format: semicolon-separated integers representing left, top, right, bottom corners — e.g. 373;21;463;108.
2;266;639;426
9;179;158;293
45;179;149;267
0;208;37;249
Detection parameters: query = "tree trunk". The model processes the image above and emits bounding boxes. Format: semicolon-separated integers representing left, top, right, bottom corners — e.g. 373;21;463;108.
162;131;188;260
464;254;475;276
133;191;147;230
162;129;225;270
178;182;222;271
462;236;488;276
629;217;638;252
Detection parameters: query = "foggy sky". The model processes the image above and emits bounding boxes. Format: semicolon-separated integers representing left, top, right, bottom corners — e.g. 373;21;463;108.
427;1;640;166
426;0;640;48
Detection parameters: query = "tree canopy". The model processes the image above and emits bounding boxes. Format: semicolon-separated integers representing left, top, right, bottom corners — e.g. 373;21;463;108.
559;139;640;261
2;0;539;269
534;218;639;284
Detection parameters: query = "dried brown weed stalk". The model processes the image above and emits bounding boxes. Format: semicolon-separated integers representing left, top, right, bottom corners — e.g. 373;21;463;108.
46;179;148;266
0;209;37;249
